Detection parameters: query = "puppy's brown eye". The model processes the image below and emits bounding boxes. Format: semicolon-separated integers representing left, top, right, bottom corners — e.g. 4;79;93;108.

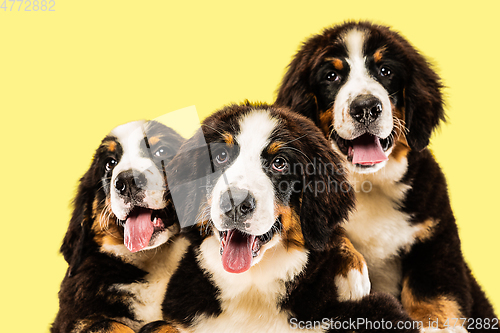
154;146;168;157
379;66;392;77
215;149;229;165
326;72;341;82
105;158;117;172
272;157;288;172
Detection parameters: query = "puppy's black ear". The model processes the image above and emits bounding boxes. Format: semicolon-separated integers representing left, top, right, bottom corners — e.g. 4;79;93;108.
61;157;101;277
276;46;320;124
297;126;354;251
403;48;445;151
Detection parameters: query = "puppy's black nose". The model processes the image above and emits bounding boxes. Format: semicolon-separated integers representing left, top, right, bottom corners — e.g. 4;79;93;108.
220;187;256;223
115;170;147;197
350;94;383;125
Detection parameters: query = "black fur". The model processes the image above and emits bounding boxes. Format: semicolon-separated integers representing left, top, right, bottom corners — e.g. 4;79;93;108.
400;149;497;323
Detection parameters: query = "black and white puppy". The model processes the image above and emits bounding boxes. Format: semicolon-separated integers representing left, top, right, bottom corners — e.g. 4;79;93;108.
141;103;420;333
52;120;189;333
276;21;497;330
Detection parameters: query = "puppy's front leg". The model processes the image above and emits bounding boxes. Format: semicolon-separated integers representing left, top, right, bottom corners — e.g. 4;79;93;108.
332;230;371;301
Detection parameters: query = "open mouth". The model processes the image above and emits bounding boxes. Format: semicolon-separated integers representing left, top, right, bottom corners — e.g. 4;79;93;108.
118;207;174;253
218;219;281;274
332;132;393;166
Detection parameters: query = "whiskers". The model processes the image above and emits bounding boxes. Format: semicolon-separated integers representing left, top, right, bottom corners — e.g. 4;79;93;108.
392;115;408;139
195;203;213;236
98;200;113;231
97;200;122;240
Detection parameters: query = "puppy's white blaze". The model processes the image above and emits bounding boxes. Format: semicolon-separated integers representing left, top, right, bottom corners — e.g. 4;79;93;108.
334;264;371;301
111;120;145;142
193;236;314;333
211;110;278;235
333;29;393;140
109;121;166;220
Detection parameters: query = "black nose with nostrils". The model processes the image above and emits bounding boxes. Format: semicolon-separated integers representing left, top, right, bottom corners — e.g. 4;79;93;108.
350;94;383;125
115;170;147;197
220;187;256;223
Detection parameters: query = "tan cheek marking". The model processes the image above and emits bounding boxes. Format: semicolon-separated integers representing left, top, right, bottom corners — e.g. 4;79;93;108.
390;106;411;162
267;141;284;155
223;132;234;147
401;277;465;328
319;108;333;138
276;205;304;249
92;197;124;247
337;234;367;276
391;140;411;163
148;136;160;146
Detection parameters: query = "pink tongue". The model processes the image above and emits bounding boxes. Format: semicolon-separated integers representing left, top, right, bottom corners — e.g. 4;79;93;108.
221;230;256;273
124;208;154;253
351;134;388;165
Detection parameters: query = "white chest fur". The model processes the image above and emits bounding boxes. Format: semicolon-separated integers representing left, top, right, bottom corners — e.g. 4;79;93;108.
189;236;321;333
102;236;191;332
344;156;422;297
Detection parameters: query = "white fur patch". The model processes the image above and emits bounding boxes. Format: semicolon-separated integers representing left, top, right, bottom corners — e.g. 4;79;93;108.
344;154;420;297
333;28;393;140
191;235;318;333
106;235;190;332
334;264;371;301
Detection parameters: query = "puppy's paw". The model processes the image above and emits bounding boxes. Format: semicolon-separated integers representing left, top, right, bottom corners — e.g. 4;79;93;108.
334;263;371;301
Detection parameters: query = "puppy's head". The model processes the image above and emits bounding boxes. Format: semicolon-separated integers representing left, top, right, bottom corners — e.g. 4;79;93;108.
170;103;353;273
61;120;184;275
276;21;444;174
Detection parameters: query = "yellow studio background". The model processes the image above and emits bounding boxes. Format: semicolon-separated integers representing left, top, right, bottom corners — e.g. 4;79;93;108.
0;0;498;331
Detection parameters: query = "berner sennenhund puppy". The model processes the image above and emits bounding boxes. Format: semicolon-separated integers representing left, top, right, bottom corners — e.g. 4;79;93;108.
52;120;189;333
139;102;421;333
275;21;497;331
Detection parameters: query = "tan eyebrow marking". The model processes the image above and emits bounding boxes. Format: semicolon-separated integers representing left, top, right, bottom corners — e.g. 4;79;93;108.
374;47;386;63
223;132;234;147
325;57;344;70
267;141;284;154
148;136;160;145
107;141;117;152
